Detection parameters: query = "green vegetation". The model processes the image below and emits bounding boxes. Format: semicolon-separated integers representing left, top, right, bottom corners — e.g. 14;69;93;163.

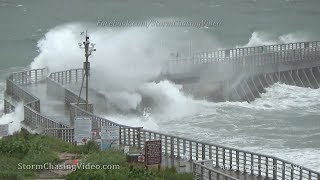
0;130;192;180
0;129;78;179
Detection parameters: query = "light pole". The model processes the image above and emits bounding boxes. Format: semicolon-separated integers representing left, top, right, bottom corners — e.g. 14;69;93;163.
77;31;96;111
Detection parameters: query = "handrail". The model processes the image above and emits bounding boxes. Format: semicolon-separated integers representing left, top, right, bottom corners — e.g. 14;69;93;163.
176;41;320;60
193;160;239;180
168;46;320;65
165;46;320;77
5;69;73;142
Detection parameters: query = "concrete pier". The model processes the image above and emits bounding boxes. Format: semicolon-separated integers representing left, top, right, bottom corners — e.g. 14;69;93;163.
161;41;320;102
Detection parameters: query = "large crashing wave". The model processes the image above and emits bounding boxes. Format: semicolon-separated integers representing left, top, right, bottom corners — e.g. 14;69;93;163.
30;22;219;115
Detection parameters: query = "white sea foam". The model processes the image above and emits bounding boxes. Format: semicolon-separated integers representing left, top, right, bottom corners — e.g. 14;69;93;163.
0;81;4;107
0;103;24;136
232;83;320;111
242;31;312;47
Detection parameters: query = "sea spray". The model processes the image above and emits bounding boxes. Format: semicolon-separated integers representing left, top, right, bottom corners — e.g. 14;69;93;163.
30;22;218;113
0;103;24;135
240;31;312;47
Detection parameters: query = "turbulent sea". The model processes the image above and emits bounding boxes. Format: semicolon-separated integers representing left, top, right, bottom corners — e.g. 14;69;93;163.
0;0;320;171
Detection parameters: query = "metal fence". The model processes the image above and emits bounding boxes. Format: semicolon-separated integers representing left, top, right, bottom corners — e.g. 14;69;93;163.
4;68;74;142
193;160;238;180
166;41;320;74
48;68;84;85
187;41;320;60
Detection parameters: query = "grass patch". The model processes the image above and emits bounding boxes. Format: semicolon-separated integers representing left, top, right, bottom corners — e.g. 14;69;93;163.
0;129;77;179
0;130;192;180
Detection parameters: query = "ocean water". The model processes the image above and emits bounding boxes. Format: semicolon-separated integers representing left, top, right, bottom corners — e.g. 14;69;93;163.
1;0;320;171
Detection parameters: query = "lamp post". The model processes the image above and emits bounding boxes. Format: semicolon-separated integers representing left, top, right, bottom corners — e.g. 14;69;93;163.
78;31;96;111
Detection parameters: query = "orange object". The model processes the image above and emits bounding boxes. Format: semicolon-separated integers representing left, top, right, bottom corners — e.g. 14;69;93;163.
72;159;78;165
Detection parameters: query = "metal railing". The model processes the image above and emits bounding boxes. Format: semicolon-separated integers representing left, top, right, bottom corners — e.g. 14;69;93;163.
48;68;84;85
193;160;238;180
4;68;74;142
166;41;320;74
10;68;46;85
69;103;142;146
184;41;320;60
138;130;320;180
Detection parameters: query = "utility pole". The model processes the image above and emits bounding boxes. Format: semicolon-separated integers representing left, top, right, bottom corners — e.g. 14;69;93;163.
77;31;96;111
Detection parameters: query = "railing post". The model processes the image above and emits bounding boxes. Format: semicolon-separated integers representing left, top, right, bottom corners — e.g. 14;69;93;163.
299;167;303;180
215;147;219;167
282;162;286;180
196;142;199;160
170;137;174;158
165;136;168;156
236;151;239;172
119;127;122;145
308;171;311;180
189;141;192;161
35;70;38;82
137;128;141;149
202;144;205;160
244;152;247;173
183;139;186;159
128;128;131;145
251;154;254;175
209;145;212;159
123;128;127;145
170;137;174;168
177;138;180;159
222;148;225;167
291;165;294;180
258;155;262;177
133;128;136;146
229;150;232;170
266;157;269;179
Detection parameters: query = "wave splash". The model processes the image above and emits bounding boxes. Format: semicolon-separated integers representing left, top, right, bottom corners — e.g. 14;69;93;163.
242;31;312;47
0;103;24;136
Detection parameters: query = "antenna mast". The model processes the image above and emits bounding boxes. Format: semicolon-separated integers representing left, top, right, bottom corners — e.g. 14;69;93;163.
77;31;96;111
